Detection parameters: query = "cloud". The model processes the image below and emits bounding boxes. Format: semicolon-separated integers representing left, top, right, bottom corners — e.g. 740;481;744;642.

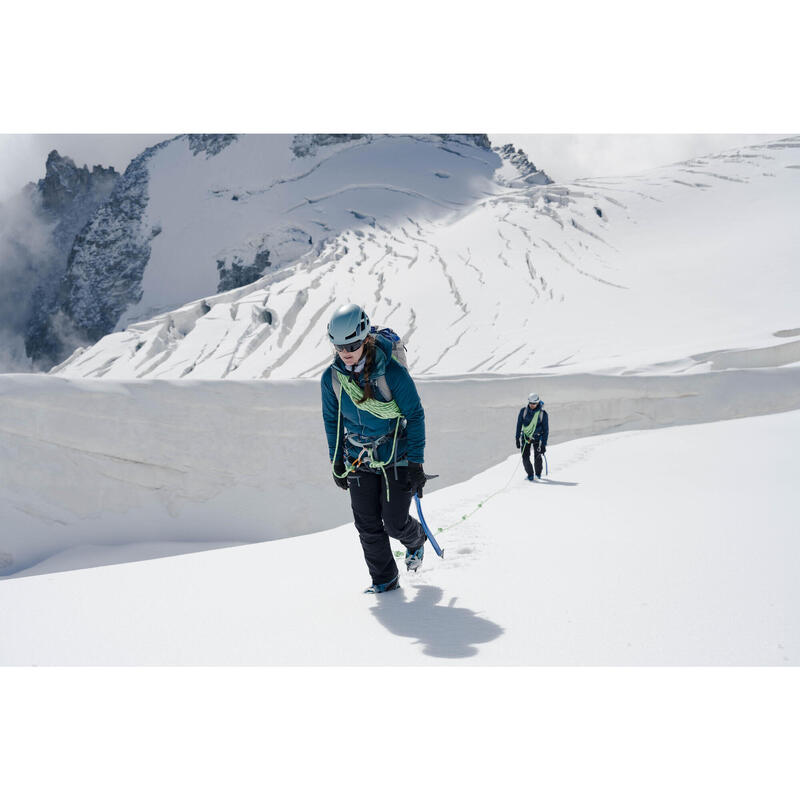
490;134;782;183
0;136;171;370
0;135;41;203
0;188;57;371
0;134;170;203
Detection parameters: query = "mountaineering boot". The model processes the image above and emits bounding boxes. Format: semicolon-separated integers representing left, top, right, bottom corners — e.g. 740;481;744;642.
405;542;424;572
527;474;535;482
364;574;400;594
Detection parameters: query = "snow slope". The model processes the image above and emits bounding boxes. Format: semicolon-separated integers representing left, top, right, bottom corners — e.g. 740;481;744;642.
4;366;800;577
53;135;800;380
57;134;523;343
1;409;797;665
3;134;798;667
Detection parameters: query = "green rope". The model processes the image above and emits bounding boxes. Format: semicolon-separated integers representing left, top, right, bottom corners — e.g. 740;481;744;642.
521;410;540;444
331;371;404;501
432;457;523;536
335;372;402;418
394;458;525;560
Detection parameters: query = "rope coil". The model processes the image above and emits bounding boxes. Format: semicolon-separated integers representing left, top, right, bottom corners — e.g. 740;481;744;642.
331;371;403;501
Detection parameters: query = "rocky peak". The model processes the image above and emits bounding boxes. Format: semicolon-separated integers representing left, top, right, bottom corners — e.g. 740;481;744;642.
38;151;119;215
22;151;122;367
495;143;553;185
186;134;238;157
438;134;492;150
291;134;367;159
291;133;493;160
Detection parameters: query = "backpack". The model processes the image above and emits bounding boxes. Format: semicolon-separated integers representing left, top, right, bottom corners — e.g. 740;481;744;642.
371;326;408;370
331;326;408;403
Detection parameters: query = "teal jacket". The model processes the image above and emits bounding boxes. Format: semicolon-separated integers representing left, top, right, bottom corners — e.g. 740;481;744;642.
321;335;425;466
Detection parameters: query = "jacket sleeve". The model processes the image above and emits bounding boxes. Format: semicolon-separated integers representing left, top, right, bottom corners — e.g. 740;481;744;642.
541;410;549;446
388;363;425;463
515;408;524;441
321;368;342;462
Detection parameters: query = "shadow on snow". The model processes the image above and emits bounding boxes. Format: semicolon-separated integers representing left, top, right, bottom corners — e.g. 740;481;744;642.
369;584;504;659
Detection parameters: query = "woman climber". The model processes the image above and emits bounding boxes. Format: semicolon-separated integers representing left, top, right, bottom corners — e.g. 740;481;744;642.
321;303;428;593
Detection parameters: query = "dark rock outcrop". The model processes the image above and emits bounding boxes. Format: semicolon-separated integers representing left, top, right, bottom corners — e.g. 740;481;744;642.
494;143;553;185
439;134;492;150
291;134;367;158
216;249;271;292
37;150;118;217
187;134;238;157
58;140;172;345
22;152;120;365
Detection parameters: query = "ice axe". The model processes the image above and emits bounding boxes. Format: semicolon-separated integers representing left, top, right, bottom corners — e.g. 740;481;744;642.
413;493;444;559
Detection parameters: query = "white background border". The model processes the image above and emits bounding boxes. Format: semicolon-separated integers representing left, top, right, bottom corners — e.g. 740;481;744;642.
3;1;798;797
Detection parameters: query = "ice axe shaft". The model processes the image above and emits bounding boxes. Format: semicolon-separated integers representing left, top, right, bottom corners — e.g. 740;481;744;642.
413;494;444;558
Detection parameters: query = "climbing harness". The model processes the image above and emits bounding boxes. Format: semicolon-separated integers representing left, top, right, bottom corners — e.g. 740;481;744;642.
331;370;405;500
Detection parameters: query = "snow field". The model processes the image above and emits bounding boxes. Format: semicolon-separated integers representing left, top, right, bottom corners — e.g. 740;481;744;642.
1;409;797;665
3;366;800;577
54;136;800;380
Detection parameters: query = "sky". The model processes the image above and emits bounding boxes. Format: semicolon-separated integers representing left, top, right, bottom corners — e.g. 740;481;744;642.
0;133;784;203
490;133;781;183
0;134;170;202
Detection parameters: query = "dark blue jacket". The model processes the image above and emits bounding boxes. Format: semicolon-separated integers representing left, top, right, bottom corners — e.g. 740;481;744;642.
516;404;549;445
321;335;425;466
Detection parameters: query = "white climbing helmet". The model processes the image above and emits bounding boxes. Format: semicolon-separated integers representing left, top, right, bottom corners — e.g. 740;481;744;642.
327;303;370;347
528;393;540;404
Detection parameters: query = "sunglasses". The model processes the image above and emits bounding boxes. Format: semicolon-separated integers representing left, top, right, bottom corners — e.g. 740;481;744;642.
335;340;364;353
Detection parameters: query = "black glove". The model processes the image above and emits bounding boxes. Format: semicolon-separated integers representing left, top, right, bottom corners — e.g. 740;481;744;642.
406;462;427;498
515;439;520;449
540;444;547;454
332;462;349;490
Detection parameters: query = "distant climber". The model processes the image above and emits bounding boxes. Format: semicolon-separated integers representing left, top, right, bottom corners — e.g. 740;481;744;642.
515;392;549;481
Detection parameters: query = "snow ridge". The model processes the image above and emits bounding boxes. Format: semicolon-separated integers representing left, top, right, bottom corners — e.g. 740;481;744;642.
53;136;800;380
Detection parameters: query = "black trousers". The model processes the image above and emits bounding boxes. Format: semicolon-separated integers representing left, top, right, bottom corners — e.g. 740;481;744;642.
522;438;543;478
348;467;426;585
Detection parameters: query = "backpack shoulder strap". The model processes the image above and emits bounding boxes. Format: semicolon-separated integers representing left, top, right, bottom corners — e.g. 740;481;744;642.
376;374;392;402
372;326;408;370
333;365;394;405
